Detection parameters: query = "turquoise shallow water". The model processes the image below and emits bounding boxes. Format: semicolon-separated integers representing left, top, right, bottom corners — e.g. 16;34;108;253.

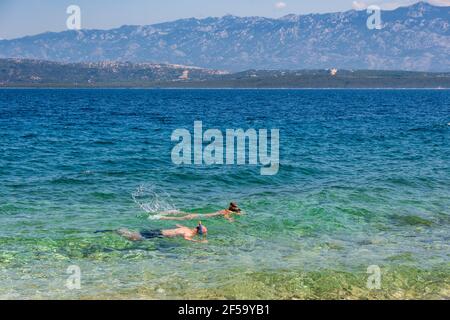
0;89;449;299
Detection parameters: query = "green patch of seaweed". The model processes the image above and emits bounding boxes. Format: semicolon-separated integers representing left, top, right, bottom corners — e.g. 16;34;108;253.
391;214;433;227
386;253;415;263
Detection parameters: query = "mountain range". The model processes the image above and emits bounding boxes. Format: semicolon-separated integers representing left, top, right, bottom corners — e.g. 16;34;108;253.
0;2;449;72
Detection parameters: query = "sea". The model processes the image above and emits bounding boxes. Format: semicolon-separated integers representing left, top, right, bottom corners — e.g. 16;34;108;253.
0;89;449;299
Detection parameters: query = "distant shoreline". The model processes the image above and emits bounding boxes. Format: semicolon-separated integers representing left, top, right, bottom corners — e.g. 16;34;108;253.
2;59;450;89
1;86;450;90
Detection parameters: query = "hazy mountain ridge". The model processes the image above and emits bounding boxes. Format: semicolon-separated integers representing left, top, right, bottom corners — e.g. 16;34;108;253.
0;2;449;71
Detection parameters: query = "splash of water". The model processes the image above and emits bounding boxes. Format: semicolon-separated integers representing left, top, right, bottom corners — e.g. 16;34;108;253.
131;184;178;217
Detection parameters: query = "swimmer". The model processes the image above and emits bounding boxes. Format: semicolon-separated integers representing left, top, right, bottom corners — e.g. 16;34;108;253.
159;202;242;222
96;222;208;243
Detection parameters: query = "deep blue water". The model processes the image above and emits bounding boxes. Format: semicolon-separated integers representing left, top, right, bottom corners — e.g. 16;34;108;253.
0;89;449;299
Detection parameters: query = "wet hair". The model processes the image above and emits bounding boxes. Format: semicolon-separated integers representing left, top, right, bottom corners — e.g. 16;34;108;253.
228;202;241;213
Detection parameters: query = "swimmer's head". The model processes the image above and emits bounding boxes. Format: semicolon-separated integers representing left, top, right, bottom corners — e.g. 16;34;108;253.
228;202;241;213
196;221;208;236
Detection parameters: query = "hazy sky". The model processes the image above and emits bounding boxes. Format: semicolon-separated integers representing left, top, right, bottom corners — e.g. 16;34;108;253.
0;0;448;39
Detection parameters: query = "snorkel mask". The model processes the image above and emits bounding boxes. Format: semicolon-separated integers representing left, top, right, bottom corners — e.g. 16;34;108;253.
196;222;207;236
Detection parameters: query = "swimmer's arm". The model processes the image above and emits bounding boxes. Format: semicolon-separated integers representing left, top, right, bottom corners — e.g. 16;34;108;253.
160;211;222;221
160;214;199;221
184;236;208;244
159;210;188;216
224;215;235;222
203;211;226;218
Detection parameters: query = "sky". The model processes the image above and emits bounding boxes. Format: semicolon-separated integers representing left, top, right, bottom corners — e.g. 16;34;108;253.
0;0;449;39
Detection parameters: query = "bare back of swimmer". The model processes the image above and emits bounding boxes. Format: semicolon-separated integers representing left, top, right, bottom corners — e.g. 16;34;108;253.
96;223;208;243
